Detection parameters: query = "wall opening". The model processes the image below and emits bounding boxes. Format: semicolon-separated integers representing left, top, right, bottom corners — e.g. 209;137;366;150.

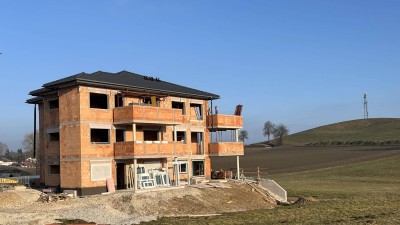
172;131;186;143
190;103;203;120
144;130;158;141
90;93;108;109
192;160;204;176
191;132;203;154
116;129;125;142
172;101;185;115
179;161;187;174
91;129;110;143
49;165;60;175
48;99;59;109
49;132;60;142
114;94;123;108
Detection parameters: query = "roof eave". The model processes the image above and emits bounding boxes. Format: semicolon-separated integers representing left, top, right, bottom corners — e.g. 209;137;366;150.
75;79;220;100
26;97;43;104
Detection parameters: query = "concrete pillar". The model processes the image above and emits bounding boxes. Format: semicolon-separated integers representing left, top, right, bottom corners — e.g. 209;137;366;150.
235;129;239;143
133;124;137;141
133;159;138;191
236;156;240;180
173;125;177;142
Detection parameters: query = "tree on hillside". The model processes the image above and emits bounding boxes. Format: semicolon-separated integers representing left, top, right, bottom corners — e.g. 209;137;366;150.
272;123;289;146
22;131;39;158
0;142;7;156
239;130;249;144
263;121;275;142
16;149;24;163
4;149;12;160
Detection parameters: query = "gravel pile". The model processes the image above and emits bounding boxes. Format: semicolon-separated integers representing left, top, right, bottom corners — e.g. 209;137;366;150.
0;182;276;225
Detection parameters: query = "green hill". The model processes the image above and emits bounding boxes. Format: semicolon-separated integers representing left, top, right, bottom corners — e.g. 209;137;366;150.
284;118;400;146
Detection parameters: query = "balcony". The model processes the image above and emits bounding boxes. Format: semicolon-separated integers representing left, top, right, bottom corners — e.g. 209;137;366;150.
207;114;243;130
208;142;244;156
114;141;190;158
114;105;183;125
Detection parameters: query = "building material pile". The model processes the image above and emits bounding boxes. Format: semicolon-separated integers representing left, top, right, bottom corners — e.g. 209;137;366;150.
37;193;74;203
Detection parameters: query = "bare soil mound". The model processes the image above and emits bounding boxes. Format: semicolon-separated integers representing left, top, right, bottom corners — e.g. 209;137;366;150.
112;182;274;217
0;189;41;207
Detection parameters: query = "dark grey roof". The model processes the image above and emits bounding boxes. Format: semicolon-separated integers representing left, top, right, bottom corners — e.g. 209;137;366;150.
26;97;43;104
32;70;219;100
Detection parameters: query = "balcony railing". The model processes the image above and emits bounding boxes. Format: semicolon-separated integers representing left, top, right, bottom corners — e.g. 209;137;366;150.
114;141;190;158
208;142;244;156
114;105;183;124
207;114;243;130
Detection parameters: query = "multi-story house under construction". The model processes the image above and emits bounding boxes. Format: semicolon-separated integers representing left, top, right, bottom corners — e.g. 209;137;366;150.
27;71;244;195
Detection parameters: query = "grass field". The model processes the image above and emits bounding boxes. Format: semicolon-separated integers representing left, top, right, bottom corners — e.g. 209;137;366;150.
212;145;400;174
282;118;400;146
144;153;400;224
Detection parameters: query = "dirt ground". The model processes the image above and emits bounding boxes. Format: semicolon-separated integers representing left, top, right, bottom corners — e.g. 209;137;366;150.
0;181;275;225
212;145;400;175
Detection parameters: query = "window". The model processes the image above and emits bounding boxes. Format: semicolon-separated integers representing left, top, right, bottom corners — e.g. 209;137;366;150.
172;101;185;115
190;103;203;120
90;93;108;109
173;131;186;143
142;96;159;106
90;161;112;181
48;99;59;109
179;162;187;173
116;129;125;142
115;94;123;108
49;165;60;175
144;130;158;141
91;129;110;143
192;160;205;176
49;132;60;142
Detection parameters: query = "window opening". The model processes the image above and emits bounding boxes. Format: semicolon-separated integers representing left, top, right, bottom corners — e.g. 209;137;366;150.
192;160;204;176
91;129;110;143
49;132;60;142
190;103;203;120
49;165;60;175
49;99;59;109
90;93;108;109
116;129;125;142
115;94;123;108
144;130;158;141
172;101;186;115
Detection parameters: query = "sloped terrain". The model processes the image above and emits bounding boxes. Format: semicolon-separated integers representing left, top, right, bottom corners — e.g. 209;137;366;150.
284;118;400;146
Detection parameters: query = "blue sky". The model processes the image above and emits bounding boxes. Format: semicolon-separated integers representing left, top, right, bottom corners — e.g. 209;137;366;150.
1;1;400;150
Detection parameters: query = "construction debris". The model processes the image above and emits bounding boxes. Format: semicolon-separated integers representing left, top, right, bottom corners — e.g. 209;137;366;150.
277;197;317;206
37;192;74;203
192;183;231;189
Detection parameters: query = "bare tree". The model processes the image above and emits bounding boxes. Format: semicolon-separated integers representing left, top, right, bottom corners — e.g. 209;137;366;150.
238;130;249;144
22;131;39;158
263;121;275;142
0;142;8;156
272;123;289;146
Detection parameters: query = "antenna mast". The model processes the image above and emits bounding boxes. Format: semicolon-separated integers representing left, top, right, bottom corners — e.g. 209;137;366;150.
363;92;368;119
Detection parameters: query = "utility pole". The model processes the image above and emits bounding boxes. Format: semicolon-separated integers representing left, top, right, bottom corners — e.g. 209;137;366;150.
363;93;368;119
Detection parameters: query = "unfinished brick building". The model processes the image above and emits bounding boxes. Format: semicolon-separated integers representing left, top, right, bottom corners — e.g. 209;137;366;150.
27;71;243;195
